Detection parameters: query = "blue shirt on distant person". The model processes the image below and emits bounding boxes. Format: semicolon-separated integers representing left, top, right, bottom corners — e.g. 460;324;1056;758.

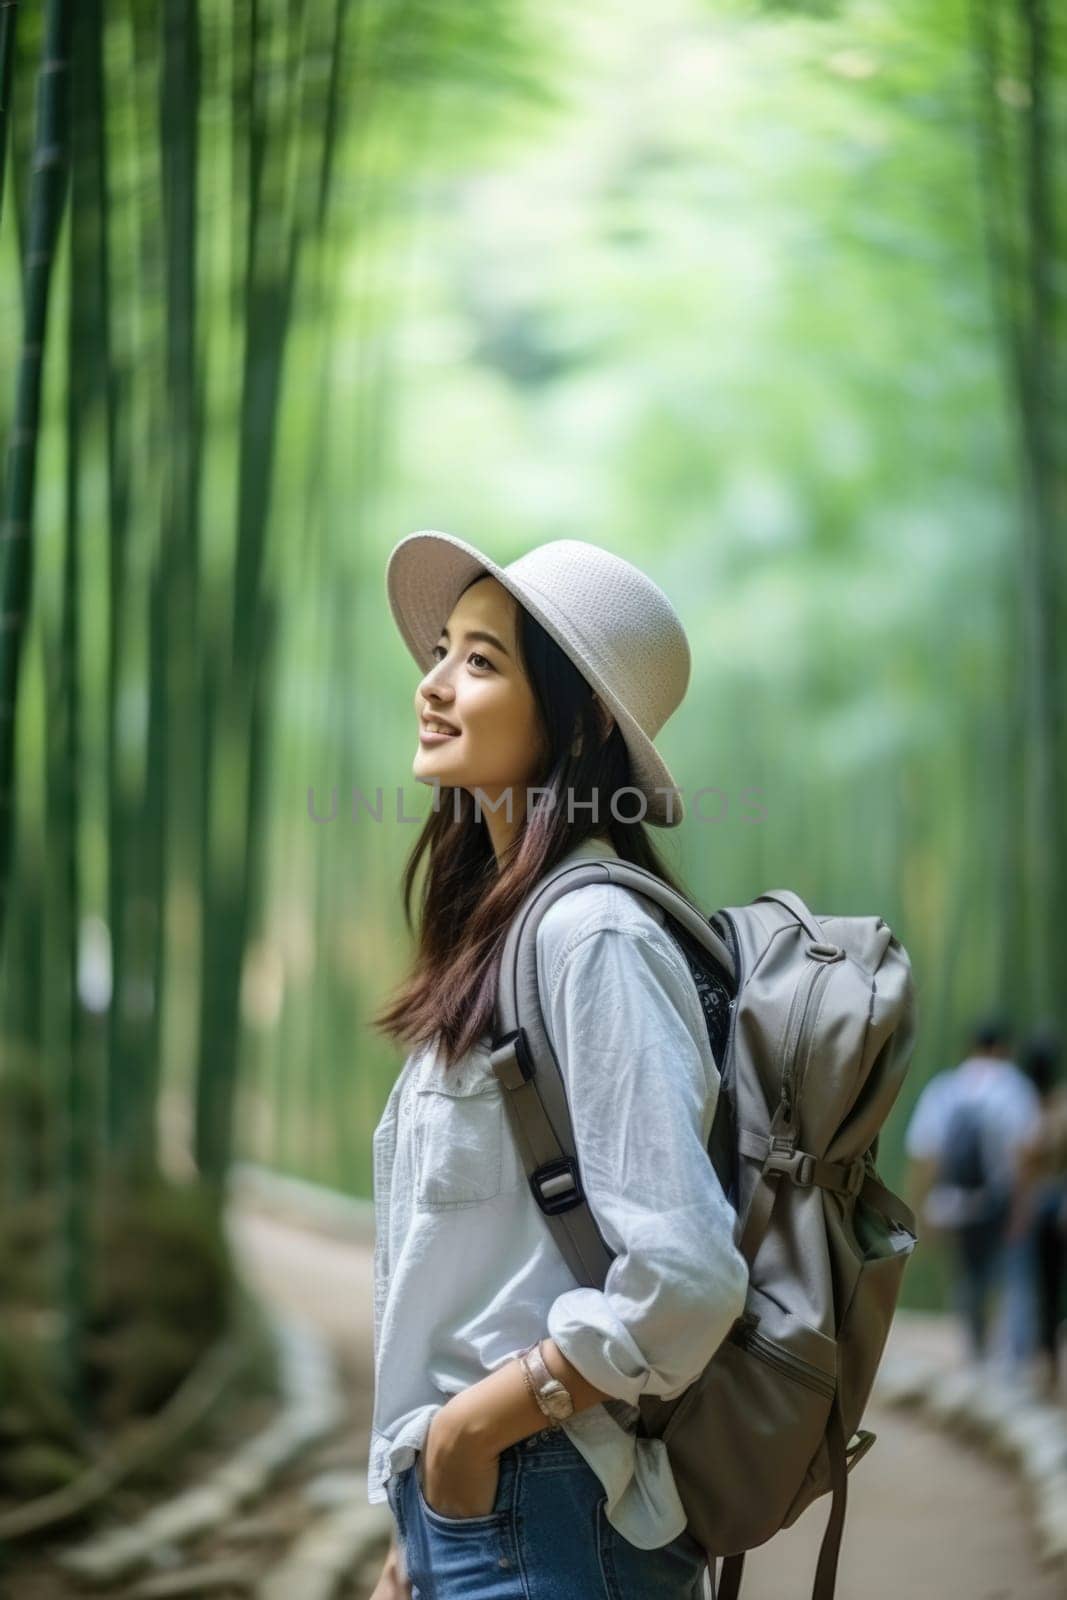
904;1054;1041;1229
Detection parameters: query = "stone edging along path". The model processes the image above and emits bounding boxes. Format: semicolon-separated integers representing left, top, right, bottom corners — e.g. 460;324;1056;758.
875;1349;1067;1575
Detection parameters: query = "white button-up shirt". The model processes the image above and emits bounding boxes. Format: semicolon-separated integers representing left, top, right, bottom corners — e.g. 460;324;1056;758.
367;835;749;1549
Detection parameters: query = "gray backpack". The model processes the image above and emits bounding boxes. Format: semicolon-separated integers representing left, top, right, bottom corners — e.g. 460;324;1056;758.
489;853;919;1600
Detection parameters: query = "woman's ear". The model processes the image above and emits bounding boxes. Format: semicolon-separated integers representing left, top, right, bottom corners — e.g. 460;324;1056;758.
593;696;615;741
571;696;615;757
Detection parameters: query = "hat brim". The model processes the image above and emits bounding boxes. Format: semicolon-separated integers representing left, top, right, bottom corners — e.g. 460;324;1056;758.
386;529;684;827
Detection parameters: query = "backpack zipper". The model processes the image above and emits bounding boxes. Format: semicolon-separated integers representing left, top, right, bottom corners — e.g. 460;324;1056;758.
729;1322;836;1398
780;958;834;1123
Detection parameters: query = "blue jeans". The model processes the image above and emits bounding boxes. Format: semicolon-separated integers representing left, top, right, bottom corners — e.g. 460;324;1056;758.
996;1222;1039;1366
384;1423;708;1600
951;1221;1008;1361
996;1181;1067;1368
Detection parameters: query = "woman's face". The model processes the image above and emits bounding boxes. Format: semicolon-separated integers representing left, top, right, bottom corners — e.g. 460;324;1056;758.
411;576;548;826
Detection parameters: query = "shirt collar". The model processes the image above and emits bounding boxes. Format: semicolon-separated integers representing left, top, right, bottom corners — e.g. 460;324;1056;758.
556;833;619;868
958;1053;1017;1075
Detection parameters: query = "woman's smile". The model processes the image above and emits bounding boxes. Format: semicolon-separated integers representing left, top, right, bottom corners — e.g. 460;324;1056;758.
419;723;461;745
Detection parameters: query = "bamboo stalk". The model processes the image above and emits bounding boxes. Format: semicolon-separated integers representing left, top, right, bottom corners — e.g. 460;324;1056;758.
0;0;73;957
52;0;97;1423
102;0;132;1170
1017;0;1062;1029
197;0;298;1187
967;0;1064;1034
0;0;17;228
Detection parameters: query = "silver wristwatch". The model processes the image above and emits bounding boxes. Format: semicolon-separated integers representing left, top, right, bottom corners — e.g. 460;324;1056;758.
519;1339;575;1425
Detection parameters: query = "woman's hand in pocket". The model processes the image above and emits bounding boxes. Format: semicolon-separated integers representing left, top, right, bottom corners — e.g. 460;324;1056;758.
419;1405;502;1518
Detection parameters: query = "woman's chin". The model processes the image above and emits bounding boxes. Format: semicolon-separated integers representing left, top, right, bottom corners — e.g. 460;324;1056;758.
414;751;463;779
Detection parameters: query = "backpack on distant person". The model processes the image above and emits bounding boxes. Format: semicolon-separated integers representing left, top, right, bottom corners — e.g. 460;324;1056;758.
489;851;919;1600
936;1097;1012;1231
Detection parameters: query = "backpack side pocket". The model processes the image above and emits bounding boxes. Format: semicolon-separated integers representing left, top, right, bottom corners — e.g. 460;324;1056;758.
781;1194;916;1527
836;1197;916;1445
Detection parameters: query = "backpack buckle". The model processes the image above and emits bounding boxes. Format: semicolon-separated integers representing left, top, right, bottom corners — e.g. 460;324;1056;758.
764;1146;813;1184
490;1028;534;1087
530;1156;585;1215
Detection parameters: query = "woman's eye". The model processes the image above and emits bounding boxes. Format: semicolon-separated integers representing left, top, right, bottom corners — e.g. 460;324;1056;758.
431;645;493;671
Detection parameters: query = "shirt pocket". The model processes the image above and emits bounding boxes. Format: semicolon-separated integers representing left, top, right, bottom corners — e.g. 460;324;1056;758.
412;1047;522;1210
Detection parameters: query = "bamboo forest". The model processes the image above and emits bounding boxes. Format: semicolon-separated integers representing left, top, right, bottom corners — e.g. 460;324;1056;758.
0;0;1064;1595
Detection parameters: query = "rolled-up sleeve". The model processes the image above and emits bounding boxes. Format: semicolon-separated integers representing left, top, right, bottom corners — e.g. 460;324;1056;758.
543;921;749;1406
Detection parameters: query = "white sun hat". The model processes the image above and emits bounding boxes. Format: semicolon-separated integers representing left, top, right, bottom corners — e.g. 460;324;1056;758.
385;530;691;827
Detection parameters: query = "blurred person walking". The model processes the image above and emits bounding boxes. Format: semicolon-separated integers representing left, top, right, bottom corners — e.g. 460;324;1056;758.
904;1016;1041;1368
999;1030;1067;1395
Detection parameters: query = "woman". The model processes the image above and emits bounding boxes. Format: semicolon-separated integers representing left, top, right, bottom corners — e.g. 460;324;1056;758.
368;531;749;1600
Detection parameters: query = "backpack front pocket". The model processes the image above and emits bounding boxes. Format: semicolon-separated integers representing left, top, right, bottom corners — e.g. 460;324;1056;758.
653;1288;837;1554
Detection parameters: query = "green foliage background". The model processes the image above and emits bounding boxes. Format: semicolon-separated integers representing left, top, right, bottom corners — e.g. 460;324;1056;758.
1;0;1064;1326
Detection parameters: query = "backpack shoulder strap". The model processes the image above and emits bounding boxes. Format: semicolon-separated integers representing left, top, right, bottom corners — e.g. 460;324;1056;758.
490;854;734;1292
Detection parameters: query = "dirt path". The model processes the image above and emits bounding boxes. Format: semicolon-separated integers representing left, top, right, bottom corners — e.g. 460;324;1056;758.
738;1396;1062;1599
228;1207;1064;1600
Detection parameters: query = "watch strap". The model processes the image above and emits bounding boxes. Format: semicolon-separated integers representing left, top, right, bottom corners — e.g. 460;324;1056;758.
520;1339;575;1422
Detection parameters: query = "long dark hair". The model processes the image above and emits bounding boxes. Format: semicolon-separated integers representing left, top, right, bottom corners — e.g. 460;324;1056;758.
373;577;692;1070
